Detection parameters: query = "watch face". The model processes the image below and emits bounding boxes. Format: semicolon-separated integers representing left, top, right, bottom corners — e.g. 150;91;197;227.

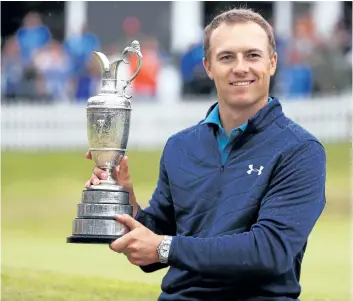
161;244;169;257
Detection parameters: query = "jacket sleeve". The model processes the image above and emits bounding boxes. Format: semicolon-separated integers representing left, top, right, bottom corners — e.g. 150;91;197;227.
167;141;326;277
134;141;176;273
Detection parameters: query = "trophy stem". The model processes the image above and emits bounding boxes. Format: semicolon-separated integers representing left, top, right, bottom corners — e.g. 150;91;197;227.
106;167;116;183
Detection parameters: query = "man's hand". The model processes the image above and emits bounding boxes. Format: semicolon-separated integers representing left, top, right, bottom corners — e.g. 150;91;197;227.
84;151;139;217
110;214;164;266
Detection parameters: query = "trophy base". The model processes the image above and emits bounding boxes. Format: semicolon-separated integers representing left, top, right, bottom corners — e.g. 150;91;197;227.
67;234;122;244
67;187;132;245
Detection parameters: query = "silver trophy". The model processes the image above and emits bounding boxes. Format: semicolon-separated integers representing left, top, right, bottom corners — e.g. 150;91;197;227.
67;41;143;244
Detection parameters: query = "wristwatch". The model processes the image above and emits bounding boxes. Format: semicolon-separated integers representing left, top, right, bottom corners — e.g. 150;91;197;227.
157;235;173;264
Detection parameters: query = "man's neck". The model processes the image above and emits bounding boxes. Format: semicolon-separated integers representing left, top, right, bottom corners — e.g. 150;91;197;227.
218;97;268;135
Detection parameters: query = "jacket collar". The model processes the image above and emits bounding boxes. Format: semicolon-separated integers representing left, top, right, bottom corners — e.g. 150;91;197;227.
201;103;248;132
203;97;283;133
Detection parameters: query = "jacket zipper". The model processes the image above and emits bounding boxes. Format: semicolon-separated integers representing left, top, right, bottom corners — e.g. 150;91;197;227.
219;131;245;173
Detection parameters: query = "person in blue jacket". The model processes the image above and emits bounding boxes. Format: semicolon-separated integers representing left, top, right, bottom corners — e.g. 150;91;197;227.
86;8;326;301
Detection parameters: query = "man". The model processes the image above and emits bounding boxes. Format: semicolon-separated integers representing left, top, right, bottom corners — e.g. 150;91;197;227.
86;8;326;301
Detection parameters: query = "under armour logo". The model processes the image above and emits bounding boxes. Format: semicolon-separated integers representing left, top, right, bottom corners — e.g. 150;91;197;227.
247;164;264;175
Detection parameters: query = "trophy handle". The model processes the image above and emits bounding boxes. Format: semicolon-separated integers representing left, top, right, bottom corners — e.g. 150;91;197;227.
121;40;143;83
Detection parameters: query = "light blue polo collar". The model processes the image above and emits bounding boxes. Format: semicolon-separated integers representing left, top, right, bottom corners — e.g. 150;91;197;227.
202;97;273;134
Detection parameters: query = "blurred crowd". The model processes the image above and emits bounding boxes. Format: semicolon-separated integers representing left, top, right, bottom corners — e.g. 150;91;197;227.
1;11;352;104
1;12;102;103
181;14;352;99
1;12;169;104
274;14;352;98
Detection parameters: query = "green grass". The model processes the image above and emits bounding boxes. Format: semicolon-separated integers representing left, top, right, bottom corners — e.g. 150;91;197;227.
2;267;160;301
1;143;351;300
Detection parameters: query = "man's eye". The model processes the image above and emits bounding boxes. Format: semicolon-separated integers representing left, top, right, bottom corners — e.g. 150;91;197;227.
248;53;260;58
221;55;232;60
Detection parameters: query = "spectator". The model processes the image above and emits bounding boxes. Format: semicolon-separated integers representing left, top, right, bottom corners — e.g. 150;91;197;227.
275;14;318;98
180;41;214;97
15;11;51;67
63;25;101;77
1;36;24;100
32;39;71;101
75;58;101;102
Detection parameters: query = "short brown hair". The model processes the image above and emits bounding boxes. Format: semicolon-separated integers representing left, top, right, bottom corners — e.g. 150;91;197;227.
203;8;276;60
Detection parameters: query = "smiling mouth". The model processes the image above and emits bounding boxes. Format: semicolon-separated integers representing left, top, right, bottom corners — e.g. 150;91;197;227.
230;80;255;86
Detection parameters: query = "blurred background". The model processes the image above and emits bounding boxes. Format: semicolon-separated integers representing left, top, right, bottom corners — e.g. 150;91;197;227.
1;1;352;301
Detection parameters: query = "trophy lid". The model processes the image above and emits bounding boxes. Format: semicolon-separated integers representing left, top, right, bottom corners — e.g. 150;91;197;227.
91;40;143;100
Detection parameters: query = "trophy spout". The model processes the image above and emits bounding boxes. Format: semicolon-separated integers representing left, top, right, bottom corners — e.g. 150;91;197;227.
92;51;111;72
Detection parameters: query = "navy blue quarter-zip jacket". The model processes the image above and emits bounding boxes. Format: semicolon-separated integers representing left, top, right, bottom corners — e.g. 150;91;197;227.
135;97;326;301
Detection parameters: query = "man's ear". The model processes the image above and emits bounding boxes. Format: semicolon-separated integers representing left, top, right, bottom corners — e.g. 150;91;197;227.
203;57;214;80
269;52;277;76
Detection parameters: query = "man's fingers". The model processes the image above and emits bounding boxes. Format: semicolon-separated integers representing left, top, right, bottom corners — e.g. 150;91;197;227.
92;166;108;179
116;214;142;230
86;169;106;187
118;156;130;180
89;174;100;186
110;233;131;252
85;151;92;160
84;152;109;187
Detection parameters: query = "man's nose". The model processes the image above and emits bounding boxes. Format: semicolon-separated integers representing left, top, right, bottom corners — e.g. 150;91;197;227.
232;57;249;74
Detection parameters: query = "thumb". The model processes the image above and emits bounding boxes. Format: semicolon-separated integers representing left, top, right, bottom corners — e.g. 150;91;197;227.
118;156;130;179
116;214;142;230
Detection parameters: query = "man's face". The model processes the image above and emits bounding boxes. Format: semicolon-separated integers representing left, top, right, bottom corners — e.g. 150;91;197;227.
203;21;277;107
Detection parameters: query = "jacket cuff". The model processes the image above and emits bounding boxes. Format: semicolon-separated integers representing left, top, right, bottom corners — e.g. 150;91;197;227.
168;235;178;263
134;204;143;222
